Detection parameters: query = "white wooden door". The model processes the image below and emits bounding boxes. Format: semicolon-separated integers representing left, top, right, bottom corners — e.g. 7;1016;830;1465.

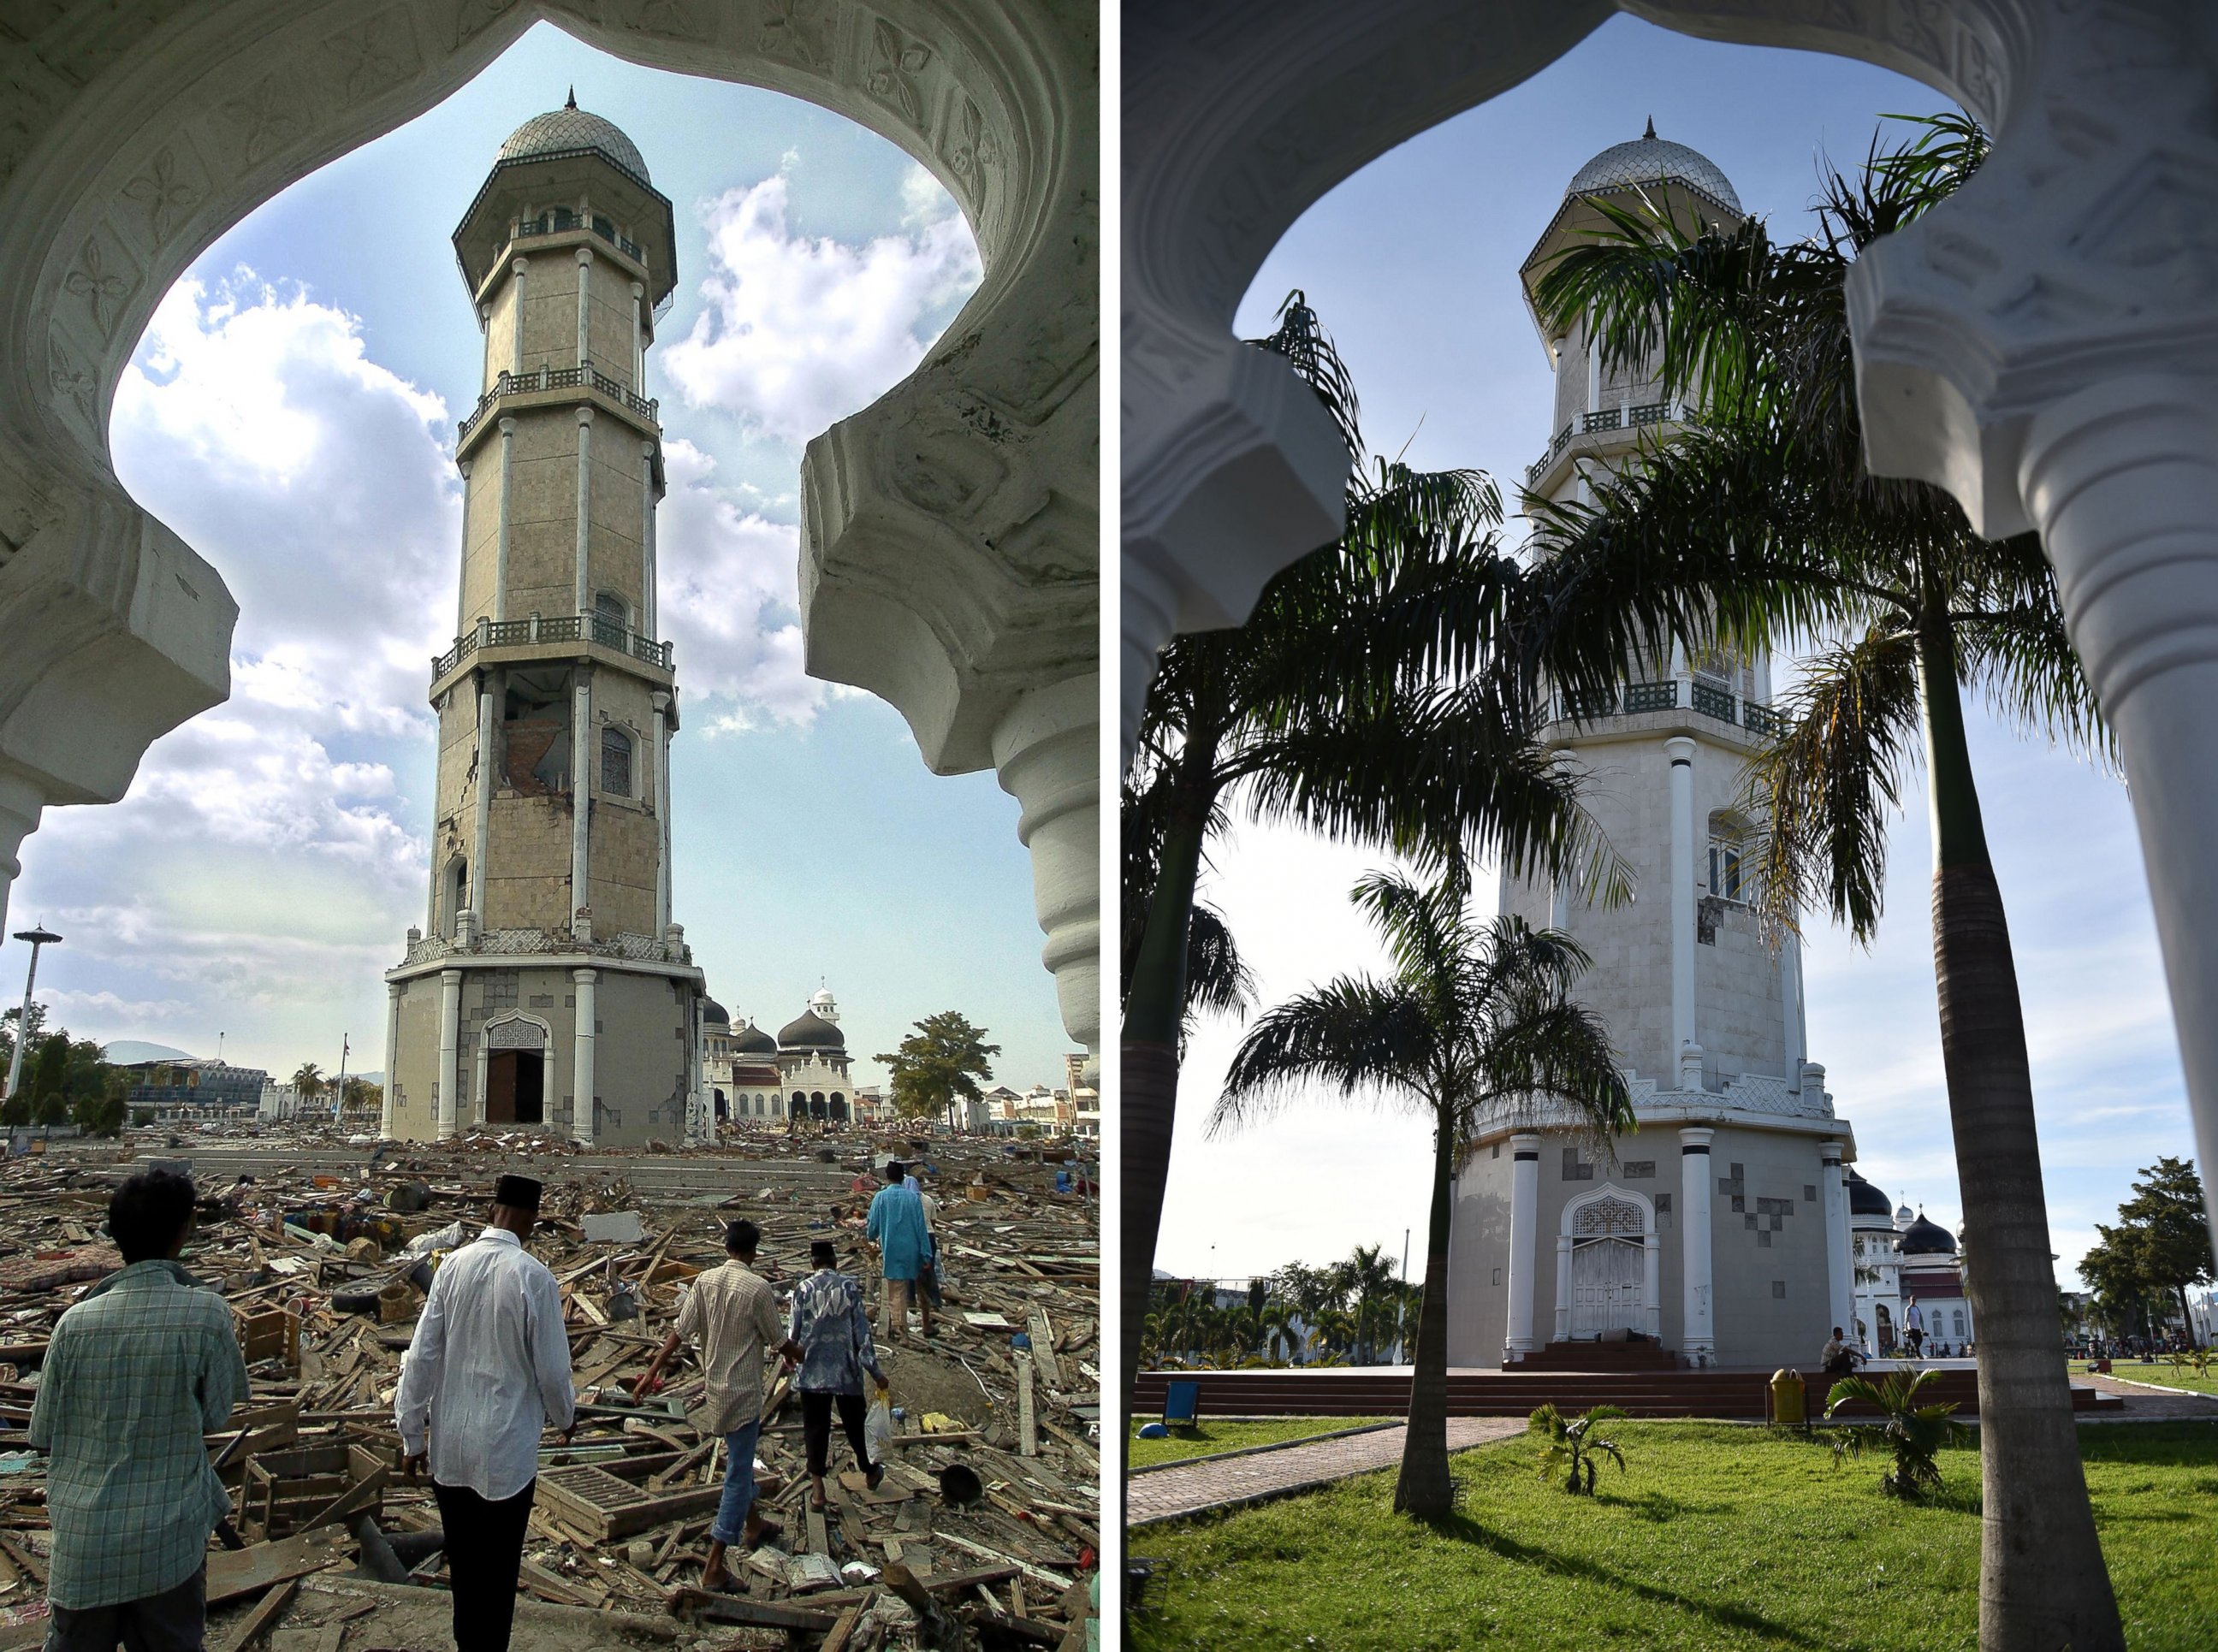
1569;1237;1643;1338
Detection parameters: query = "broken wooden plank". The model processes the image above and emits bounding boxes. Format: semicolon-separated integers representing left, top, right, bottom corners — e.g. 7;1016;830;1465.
670;1588;840;1632
1027;1313;1063;1390
1017;1351;1038;1458
222;1575;299;1652
537;1463;722;1541
207;1534;342;1606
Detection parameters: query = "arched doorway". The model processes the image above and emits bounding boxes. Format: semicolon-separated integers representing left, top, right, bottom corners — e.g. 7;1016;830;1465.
1876;1302;1895;1353
829;1092;847;1123
480;1014;549;1126
1557;1186;1659;1342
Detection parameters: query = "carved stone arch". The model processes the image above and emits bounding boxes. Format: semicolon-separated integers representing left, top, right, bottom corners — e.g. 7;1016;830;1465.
1561;1181;1654;1238
482;1010;550;1051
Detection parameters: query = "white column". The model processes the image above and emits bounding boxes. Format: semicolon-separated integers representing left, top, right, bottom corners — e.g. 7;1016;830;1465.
1642;1230;1661;1340
0;776;40;946
471;672;495;926
639;441;657;640
651;690;672;937
572;967;597;1146
1782;932;1805;1081
574;246;592;369
1665;735;1697;1069
990;673;1100;1067
509;258;527;376
571;672;592;936
573;407;594;616
1680;1125;1716;1365
494;420;516;623
436;968;462;1140
454;459;473;637
1552;1234;1573;1343
1503;1131;1542;1362
1822;1140;1854;1341
471;1033;489;1134
380;980;400;1140
629;280;644;388
1584;315;1599;415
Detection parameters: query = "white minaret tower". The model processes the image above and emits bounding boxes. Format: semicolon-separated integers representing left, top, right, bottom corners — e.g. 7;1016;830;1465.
1444;126;1859;1373
382;95;706;1149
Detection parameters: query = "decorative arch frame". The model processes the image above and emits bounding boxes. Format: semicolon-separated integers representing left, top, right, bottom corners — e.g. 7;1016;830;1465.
1555;1181;1660;1343
471;1008;551;1128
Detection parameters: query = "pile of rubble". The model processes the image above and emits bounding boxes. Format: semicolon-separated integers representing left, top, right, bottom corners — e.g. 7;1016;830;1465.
0;1129;1101;1650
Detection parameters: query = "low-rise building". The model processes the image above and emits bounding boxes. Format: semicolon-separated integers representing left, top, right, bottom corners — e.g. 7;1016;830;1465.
122;1058;267;1121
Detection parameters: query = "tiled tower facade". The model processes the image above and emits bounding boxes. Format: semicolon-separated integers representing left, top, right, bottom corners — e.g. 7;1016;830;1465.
383;97;707;1150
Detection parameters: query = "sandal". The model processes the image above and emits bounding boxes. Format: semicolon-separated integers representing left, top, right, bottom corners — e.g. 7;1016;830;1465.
809;1492;827;1512
865;1462;886;1490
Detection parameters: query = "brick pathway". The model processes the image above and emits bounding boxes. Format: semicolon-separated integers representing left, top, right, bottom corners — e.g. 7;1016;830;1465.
2073;1371;2218;1423
1127;1418;1525;1527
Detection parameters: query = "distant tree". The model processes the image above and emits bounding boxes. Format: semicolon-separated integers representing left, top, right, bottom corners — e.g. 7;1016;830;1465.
875;1012;1000;1129
293;1063;324;1106
2084;1158;2215;1346
341;1076;382;1115
27;1037;70;1125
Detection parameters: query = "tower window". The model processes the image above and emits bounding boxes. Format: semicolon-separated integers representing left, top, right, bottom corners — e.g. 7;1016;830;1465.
601;726;633;796
596;590;629;628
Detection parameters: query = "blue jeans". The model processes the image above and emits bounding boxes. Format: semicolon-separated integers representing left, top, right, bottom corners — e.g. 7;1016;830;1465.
710;1419;762;1546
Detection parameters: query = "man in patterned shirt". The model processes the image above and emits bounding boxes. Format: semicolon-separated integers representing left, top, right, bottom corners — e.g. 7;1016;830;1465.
788;1239;886;1512
31;1168;247;1651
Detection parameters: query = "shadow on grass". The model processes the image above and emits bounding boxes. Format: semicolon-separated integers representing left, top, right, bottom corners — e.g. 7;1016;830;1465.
1426;1509;1828;1649
1607;1489;1730;1524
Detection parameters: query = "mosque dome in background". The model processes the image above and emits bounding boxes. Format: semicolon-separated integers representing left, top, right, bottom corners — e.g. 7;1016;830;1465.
1566;120;1741;215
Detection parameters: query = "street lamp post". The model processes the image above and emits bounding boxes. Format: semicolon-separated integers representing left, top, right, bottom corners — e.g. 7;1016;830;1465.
3;927;62;1103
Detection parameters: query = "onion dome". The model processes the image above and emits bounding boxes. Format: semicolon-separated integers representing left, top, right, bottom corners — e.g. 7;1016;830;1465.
1844;1167;1894;1219
1566;118;1741;216
497;89;650;186
777;1009;845;1051
1899;1211;1959;1256
701;998;730;1027
734;1020;778;1056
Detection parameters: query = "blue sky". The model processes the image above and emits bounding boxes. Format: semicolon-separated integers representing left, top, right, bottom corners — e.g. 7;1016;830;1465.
0;22;1070;1097
1152;15;2193;1294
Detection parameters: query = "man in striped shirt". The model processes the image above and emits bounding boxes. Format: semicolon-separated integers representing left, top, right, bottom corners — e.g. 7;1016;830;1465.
31;1168;247;1651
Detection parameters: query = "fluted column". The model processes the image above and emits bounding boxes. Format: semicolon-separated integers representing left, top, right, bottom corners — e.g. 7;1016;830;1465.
494;419;516;622
572;966;597;1146
1503;1130;1542;1362
380;980;400;1140
574;246;592;368
991;673;1100;1066
471;669;495;922
508;258;527;376
651;690;672;937
1552;1234;1573;1343
0;777;40;946
1665;735;1696;1071
1680;1125;1715;1365
1822;1140;1854;1341
571;672;592;934
436;968;462;1140
639;441;657;638
630;280;644;388
1782;931;1805;1080
573;407;594;614
454;458;473;636
1642;1230;1661;1340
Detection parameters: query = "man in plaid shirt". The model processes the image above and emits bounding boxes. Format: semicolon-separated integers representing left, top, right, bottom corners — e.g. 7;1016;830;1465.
30;1168;247;1650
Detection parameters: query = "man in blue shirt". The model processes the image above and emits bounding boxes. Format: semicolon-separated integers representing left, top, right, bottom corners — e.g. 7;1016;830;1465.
865;1162;932;1341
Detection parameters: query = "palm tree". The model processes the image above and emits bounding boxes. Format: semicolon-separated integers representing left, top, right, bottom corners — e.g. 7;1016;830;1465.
293;1062;324;1106
1210;867;1632;1519
1522;114;2120;1647
1122;296;1626;1396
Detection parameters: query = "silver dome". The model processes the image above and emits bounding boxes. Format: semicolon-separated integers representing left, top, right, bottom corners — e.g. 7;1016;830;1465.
497;97;650;184
1566;125;1740;215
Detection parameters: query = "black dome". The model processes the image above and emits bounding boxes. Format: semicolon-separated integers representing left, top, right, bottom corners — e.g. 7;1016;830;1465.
702;997;730;1026
1900;1212;1958;1255
734;1020;777;1056
777;1010;845;1051
1845;1167;1894;1218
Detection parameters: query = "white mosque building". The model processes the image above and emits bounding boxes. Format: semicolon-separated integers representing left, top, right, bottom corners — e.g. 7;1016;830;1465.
705;987;861;1127
1849;1167;1976;1354
1444;127;1864;1371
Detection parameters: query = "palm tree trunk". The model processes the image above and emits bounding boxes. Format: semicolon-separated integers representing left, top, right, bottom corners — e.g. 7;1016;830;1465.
1120;734;1217;1399
1917;619;2123;1652
1393;1106;1458;1519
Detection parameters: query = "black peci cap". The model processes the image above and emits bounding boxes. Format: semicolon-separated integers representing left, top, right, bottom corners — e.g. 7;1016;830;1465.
494;1174;543;1211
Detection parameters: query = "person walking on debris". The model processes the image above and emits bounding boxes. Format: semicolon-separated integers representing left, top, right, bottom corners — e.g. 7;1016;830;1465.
789;1239;887;1511
634;1218;796;1590
31;1169;247;1652
394;1174;575;1652
867;1161;932;1342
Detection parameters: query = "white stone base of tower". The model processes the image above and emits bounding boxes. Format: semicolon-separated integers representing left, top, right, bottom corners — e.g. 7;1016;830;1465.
384;945;703;1148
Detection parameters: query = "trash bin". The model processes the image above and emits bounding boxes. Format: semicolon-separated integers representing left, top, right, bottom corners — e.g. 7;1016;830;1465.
1770;1367;1806;1426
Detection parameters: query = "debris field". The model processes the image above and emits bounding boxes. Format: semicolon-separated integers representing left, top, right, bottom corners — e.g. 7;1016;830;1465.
0;1128;1100;1651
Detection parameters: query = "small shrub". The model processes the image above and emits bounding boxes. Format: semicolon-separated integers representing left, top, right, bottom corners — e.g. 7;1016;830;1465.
1825;1367;1967;1499
1528;1402;1628;1495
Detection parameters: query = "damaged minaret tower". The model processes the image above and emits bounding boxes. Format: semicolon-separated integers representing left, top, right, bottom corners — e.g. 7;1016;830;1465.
383;93;709;1148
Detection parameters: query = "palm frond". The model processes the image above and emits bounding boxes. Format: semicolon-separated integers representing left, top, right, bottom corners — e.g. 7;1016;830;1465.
1209;976;1437;1135
1248;289;1361;469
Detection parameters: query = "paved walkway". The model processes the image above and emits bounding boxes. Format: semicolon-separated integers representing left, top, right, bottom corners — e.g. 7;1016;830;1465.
1127;1418;1525;1527
2073;1371;2218;1422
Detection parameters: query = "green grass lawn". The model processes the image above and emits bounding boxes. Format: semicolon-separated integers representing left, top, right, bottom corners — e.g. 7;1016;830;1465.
2078;1359;2218;1397
1128;1420;2218;1649
1130;1416;1392;1470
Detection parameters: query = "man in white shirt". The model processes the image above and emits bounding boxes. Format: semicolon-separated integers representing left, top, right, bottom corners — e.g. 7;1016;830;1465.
395;1175;575;1652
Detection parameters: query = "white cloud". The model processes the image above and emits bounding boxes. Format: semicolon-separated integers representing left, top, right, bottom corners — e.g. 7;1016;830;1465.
661;171;981;446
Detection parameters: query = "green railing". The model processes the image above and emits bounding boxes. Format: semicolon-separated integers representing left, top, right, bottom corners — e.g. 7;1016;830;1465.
433;611;670;681
1624;679;1677;713
1690;681;1736;722
459;364;658;444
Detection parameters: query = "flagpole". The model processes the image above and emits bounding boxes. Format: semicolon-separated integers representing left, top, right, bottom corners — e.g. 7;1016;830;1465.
332;1033;348;1122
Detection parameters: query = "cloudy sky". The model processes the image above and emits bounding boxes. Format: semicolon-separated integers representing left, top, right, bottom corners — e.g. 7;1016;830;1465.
1151;15;2192;1294
0;23;1070;1096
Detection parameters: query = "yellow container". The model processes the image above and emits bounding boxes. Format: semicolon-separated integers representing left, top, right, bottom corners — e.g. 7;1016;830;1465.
1770;1367;1806;1426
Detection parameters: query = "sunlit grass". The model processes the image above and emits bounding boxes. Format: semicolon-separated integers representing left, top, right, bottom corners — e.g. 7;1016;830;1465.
1129;1415;1392;1470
